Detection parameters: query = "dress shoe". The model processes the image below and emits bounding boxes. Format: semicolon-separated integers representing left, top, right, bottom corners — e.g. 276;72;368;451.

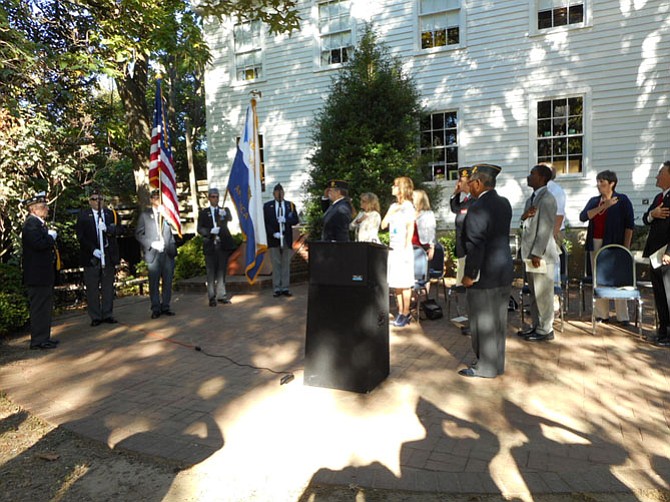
618;320;630;327
161;310;176;316
595;317;610;323
281;290;292;297
91;319;102;327
460;327;471;336
151;311;161;319
393;314;411;327
103;317;118;324
209;299;217;307
30;341;58;350
517;325;537;337
218;298;232;304
273;291;281;298
655;339;670;347
525;331;554;342
49;339;60;345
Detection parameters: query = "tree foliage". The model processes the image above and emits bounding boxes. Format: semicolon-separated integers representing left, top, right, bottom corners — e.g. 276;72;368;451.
305;24;430;238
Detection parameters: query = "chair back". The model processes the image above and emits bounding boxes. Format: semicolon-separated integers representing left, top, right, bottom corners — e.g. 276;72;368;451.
593;244;636;288
559;243;568;285
413;246;428;283
428;242;445;279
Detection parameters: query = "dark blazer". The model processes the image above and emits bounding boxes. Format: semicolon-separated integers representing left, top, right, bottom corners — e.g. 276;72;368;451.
579;191;634;251
321;198;352;242
264;199;299;248
197;206;236;255
76;207;121;267
135;208;177;263
450;193;473;258
462;190;514;289
643;191;670;257
22;215;56;287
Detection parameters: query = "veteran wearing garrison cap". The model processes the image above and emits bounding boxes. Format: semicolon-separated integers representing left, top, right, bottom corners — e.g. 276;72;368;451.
459;164;514;378
135;188;178;318
320;179;353;242
21;191;60;349
450;166;474;335
197;187;236;306
264;183;300;297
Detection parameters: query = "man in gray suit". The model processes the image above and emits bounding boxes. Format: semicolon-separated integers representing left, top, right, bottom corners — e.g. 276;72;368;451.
519;164;558;342
135;189;178;319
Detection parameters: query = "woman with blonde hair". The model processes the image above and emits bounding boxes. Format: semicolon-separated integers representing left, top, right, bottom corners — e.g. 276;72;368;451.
350;192;381;243
381;176;415;327
412;189;437;260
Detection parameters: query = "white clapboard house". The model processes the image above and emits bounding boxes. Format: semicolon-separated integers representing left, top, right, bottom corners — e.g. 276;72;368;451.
199;0;670;229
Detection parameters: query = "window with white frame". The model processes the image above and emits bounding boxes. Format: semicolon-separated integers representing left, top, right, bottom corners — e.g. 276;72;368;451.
537;1;584;30
234;21;263;81
537;96;583;174
419;0;460;50
420;111;458;181
318;0;353;66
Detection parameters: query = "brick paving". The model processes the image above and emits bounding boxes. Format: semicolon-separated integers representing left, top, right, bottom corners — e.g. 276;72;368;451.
1;282;669;500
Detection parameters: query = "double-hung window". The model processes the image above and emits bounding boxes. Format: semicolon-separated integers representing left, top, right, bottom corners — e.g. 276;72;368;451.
318;0;353;66
536;96;584;174
421;111;459;181
419;0;461;50
234;21;263;82
537;1;584;30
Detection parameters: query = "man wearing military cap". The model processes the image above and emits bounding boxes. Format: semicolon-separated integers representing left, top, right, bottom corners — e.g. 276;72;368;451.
264;183;300;297
321;179;353;241
450;166;473;335
459;163;513;378
135;188;178;318
21;191;60;349
197;187;236;306
76;187;122;326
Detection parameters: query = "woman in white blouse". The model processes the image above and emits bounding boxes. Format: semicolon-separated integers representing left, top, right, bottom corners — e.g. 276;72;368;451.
412;189;437;260
381;177;416;327
350;192;381;243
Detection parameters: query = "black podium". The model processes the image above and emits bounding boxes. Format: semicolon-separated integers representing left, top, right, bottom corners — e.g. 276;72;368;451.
304;241;389;393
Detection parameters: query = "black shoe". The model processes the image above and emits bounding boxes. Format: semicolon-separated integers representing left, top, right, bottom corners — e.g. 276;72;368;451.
517;325;536;337
595;317;610;323
458;367;478;377
282;290;292;297
655;339;670;347
209;299;217;307
103;317;118;324
218;298;231;304
161;310;176;316
91;319;102;327
30;341;58;350
273;291;281;298
460;327;471;336
151;311;161;319
525;331;554;342
618;320;630;327
49;339;60;345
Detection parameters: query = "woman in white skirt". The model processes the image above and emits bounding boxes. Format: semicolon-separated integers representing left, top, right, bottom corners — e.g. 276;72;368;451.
381;176;415;327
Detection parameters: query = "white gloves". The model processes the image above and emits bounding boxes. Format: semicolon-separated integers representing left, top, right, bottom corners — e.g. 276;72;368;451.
151;240;165;252
277;216;286;224
48;229;57;240
93;249;103;259
210;227;220;235
273;232;281;239
98;221;107;232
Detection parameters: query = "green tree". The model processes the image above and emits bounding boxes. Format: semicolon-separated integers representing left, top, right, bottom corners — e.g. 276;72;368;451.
305;24;429;238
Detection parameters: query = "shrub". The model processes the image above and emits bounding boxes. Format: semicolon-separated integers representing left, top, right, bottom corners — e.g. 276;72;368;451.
174;235;206;281
0;263;29;335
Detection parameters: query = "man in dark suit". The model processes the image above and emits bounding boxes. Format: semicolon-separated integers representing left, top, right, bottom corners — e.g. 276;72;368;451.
197;187;236;306
76;188;122;326
321;179;352;242
519;165;558;342
459;164;513;378
450;166;473;335
135;189;178;318
264;183;299;297
643;160;670;347
21;191;60;349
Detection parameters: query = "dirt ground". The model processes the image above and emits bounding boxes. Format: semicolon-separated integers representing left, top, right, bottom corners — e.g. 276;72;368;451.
2;390;670;502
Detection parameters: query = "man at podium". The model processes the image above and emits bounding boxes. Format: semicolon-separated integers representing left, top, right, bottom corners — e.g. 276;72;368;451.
320;179;353;242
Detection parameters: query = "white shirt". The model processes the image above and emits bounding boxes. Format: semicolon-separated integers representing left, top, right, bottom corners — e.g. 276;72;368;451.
547;180;566;230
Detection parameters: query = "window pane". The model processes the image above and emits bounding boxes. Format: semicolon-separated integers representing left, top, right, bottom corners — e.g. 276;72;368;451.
538;100;551;119
538;139;551;157
568;137;582;154
552;138;566;156
553;117;566;136
538;10;552;29
446;147;458;163
553;159;568;174
569;4;584;24
445;112;457;128
568;97;583;115
538;119;552;137
432;113;444;130
567;157;582;173
446;131;457;145
447;27;459;45
421;131;432;148
552;99;567;118
421;111;458;181
421;31;434;49
554;7;568;26
434;29;447;47
433;164;445;180
568;117;582;134
432;130;444;147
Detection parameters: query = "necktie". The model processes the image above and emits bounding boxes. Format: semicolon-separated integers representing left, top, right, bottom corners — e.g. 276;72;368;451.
530;192;536;206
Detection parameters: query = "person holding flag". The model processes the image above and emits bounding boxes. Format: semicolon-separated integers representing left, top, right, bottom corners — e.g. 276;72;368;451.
263;183;299;297
135;189;178;319
227;93;267;284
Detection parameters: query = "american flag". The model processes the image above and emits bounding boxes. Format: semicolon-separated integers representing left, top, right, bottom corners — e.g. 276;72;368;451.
149;78;182;236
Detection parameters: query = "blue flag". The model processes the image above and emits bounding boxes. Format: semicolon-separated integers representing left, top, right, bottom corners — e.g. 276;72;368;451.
228;100;267;284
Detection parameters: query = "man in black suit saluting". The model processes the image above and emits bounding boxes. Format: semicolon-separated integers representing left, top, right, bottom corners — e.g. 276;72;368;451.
459;164;513;378
135;189;177;318
197;187;236;306
21;191;60;349
643;160;670;347
76;188;122;326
